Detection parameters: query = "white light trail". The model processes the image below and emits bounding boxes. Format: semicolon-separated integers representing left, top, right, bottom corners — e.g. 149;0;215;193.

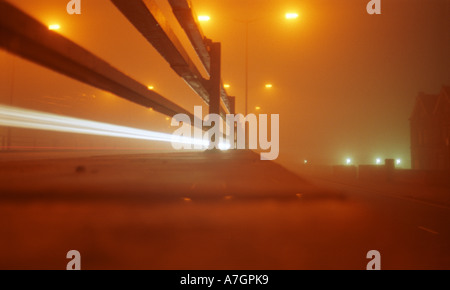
218;142;231;151
0;105;209;148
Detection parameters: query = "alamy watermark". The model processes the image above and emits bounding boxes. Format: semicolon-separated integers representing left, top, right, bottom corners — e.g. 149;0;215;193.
66;250;81;270
66;0;381;15
366;250;381;270
170;106;279;161
63;249;380;270
66;0;81;15
367;0;382;15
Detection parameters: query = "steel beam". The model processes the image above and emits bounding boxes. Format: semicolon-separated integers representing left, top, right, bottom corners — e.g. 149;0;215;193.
228;97;236;115
168;0;231;113
111;0;211;105
0;1;197;122
168;0;210;73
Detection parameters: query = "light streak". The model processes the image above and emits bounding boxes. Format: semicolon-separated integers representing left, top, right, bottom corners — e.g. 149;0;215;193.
218;142;231;151
0;105;209;148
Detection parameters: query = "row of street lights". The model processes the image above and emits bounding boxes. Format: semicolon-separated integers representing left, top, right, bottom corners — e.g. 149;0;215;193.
345;158;402;166
49;9;298;114
302;158;403;166
198;12;299;115
47;9;296;116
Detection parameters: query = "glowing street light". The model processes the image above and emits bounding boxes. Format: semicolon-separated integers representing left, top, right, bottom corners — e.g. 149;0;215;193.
396;159;402;166
224;84;231;89
147;85;155;90
376;158;382;165
346;158;352;165
255;106;261;111
48;24;61;31
198;15;210;22
200;13;298;116
285;13;299;20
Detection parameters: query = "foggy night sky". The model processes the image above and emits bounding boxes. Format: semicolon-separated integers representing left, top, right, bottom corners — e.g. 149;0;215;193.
0;0;449;168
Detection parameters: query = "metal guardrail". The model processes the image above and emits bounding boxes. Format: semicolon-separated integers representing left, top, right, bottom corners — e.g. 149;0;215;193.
0;0;234;124
168;0;232;114
111;0;233;116
0;1;197;122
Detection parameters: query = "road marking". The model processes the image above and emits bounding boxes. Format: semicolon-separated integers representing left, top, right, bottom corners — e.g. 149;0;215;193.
418;226;439;235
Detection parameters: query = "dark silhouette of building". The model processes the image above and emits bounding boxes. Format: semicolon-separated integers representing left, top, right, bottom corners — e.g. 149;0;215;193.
410;86;450;170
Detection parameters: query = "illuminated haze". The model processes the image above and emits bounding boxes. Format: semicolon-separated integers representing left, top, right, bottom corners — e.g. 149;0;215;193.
0;0;449;168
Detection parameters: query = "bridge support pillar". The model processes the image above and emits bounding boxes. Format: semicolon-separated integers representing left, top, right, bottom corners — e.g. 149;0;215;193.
207;42;221;148
208;42;221;116
228;96;237;149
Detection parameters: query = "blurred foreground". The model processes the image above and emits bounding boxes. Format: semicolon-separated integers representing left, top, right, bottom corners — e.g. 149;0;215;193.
0;150;448;270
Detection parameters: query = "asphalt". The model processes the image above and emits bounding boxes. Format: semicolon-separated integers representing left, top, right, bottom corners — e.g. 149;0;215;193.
0;150;448;269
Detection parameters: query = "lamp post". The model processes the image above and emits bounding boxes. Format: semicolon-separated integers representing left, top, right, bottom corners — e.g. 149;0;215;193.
199;13;298;116
244;13;298;115
245;20;249;116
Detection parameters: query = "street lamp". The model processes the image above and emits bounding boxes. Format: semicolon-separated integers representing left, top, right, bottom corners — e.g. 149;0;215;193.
48;24;61;30
203;13;298;115
285;13;299;20
198;15;210;22
243;14;298;115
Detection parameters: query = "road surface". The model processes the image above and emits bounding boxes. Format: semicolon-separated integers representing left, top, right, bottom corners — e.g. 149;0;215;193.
0;150;448;269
